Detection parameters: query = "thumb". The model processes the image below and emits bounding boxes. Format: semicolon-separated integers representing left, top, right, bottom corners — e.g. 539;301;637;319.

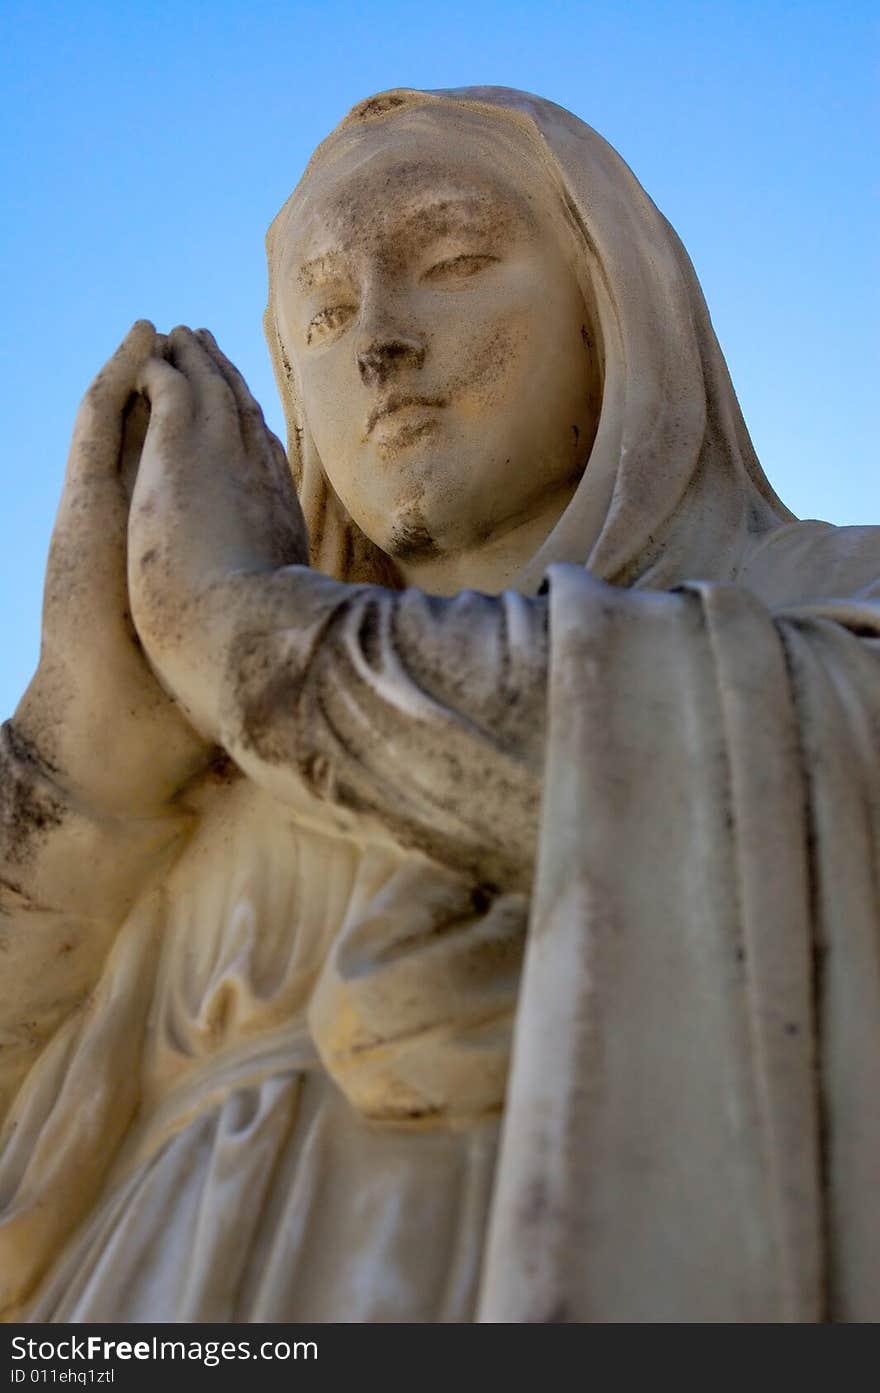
137;355;193;433
66;320;156;486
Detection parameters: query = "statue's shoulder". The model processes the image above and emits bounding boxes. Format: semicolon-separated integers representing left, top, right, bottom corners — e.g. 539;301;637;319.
738;519;880;606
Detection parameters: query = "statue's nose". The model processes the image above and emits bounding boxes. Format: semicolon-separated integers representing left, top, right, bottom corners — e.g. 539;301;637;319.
357;336;425;387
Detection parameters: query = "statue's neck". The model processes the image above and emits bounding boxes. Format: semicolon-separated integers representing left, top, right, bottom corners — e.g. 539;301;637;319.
394;478;578;597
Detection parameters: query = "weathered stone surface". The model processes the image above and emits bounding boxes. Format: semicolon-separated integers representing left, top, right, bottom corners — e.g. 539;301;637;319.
1;87;878;1323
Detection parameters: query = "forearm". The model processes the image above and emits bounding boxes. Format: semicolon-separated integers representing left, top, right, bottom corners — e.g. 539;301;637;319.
1;719;190;920
213;568;548;889
0;720;190;1114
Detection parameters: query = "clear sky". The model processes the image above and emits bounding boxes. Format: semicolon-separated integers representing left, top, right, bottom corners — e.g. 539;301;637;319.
0;0;876;717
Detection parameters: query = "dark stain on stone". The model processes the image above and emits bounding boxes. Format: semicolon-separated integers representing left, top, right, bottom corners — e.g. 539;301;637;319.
206;749;240;787
351;94;409;121
388;516;440;562
357;598;383;672
0;721;66;867
471;883;500;915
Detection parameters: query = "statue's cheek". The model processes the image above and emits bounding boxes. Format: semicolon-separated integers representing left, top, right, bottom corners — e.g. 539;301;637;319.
444;309;531;419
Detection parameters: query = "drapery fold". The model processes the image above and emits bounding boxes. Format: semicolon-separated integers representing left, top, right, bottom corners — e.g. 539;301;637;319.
479;564;880;1322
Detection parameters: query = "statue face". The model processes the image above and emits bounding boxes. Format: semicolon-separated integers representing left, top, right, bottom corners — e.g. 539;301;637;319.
275;128;599;563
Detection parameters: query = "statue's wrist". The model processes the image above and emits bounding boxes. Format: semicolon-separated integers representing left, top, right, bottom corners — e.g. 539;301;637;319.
0;717;192;921
2;710;191;830
12;662;210;820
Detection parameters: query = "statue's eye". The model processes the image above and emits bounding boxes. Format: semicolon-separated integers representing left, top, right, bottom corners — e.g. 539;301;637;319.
422;254;498;283
306;305;356;345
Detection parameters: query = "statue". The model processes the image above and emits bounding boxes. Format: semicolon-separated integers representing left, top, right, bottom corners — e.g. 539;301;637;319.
1;87;878;1323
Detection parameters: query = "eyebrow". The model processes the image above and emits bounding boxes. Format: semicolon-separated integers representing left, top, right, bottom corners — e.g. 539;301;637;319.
399;192;506;237
296;251;350;293
295;189;525;289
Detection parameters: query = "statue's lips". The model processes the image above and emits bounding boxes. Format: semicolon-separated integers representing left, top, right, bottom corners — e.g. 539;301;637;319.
366;393;448;437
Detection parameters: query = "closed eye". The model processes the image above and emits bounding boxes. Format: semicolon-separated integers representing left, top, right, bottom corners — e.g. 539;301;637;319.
306;304;356;345
422;254;499;283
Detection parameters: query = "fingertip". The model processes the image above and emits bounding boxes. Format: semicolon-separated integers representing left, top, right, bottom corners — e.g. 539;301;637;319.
170;324;229;393
166;325;187;360
136;355;190;409
169;325;213;369
122;320;157;358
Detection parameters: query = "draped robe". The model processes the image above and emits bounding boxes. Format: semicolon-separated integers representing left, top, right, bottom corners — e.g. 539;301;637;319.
1;519;879;1322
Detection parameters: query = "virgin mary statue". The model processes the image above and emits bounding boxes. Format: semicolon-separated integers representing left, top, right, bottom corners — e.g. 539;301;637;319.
1;87;878;1323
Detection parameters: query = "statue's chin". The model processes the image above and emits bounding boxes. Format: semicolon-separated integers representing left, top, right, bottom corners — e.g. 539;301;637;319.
386;509;442;562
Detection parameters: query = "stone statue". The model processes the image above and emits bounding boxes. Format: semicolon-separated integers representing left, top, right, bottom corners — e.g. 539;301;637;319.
1;87;878;1323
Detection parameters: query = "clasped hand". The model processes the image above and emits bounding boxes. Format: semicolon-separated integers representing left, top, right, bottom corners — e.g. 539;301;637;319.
14;322;306;817
129;325;308;742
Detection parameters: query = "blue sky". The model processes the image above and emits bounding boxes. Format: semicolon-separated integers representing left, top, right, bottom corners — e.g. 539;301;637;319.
0;0;876;716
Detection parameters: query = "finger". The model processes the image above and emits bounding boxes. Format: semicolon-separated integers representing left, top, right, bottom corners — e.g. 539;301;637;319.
194;332;299;511
53;321;156;569
270;434;291;476
67;320;157;483
168;325;237;425
195;328;267;453
195;331;296;499
194;329;299;517
195;328;259;409
269;434;308;537
137;354;192;421
119;391;151;503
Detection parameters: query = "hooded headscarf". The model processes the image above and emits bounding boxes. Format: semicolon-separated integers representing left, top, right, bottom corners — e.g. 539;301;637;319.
264;85;795;594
